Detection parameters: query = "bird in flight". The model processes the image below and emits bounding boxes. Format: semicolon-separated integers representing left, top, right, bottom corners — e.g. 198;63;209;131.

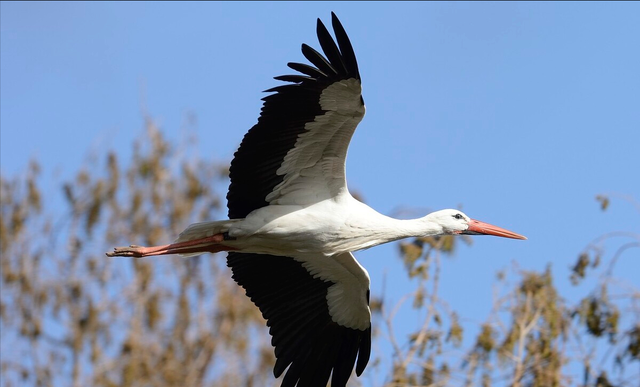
108;12;526;387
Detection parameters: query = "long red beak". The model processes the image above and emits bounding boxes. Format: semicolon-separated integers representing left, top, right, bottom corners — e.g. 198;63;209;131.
463;219;527;240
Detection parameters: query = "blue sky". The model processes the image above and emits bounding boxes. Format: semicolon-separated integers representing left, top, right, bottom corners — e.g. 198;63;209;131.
2;1;639;384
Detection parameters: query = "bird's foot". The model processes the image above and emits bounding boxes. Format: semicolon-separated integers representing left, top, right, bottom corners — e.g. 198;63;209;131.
106;245;164;258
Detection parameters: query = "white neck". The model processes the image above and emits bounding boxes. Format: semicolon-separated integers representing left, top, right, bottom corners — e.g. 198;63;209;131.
379;215;445;243
340;210;446;253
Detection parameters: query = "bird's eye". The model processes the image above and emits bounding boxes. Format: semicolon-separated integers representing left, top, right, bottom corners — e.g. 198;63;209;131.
453;213;463;220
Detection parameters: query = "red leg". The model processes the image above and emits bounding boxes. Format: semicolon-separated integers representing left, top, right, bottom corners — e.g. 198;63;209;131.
106;234;237;258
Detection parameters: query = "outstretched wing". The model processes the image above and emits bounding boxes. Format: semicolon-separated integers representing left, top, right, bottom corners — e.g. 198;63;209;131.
227;251;371;387
227;12;365;219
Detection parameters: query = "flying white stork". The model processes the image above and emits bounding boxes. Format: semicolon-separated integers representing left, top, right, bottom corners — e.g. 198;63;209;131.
107;12;526;387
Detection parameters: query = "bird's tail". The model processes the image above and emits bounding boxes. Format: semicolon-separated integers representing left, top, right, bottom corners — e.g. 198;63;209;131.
173;219;242;257
175;219;241;243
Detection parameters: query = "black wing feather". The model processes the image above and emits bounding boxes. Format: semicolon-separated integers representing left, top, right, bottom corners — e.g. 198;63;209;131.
300;43;337;77
316;19;347;76
274;75;314;83
227;14;361;219
331;12;361;81
287;62;327;78
227;252;371;387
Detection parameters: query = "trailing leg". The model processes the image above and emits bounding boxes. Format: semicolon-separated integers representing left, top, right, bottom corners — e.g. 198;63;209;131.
106;234;237;258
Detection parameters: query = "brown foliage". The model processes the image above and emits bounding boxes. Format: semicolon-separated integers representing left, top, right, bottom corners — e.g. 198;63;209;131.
1;118;275;387
390;196;639;387
1;115;638;387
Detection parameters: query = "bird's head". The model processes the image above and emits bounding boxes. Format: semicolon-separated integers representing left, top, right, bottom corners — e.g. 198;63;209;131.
426;209;527;240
